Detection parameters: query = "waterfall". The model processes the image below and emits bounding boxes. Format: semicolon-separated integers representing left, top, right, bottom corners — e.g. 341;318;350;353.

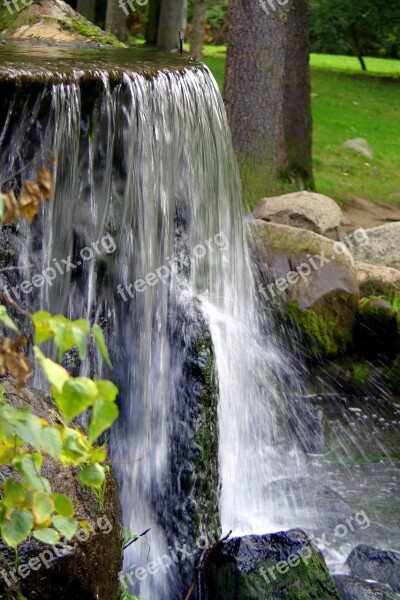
0;48;308;599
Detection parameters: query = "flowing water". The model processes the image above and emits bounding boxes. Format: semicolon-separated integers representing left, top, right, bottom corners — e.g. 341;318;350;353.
0;46;399;599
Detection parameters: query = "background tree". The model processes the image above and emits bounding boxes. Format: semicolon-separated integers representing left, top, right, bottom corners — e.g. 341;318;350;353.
157;0;187;50
223;0;314;208
76;0;96;21
145;0;161;44
106;0;127;41
310;0;400;67
190;0;206;58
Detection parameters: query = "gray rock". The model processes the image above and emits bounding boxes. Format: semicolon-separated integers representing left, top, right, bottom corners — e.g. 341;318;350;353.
249;221;359;310
355;261;400;295
343;138;373;160
203;528;340;599
334;574;396;600
252;191;343;240
346;544;400;592
351;222;400;270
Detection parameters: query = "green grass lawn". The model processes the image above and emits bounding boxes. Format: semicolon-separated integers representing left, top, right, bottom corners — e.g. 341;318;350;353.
200;47;400;207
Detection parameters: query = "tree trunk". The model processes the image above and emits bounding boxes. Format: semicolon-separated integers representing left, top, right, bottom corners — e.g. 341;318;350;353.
157;0;187;51
350;26;367;71
106;0;127;42
77;0;96;22
190;0;206;58
223;0;314;207
145;0;161;45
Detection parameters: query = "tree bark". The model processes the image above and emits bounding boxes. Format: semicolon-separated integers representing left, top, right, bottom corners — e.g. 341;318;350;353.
106;0;128;42
145;0;161;45
350;25;367;71
190;0;206;58
77;0;96;22
223;0;314;206
157;0;187;51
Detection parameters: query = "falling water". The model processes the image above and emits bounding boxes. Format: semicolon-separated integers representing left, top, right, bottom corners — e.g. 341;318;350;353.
4;46;397;600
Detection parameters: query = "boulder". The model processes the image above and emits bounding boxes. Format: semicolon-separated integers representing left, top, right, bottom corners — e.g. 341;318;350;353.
250;221;358;310
342;138;373;160
250;221;359;356
355;262;400;296
351;223;400;270
333;575;396;600
0;0;123;46
252;191;343;240
0;377;122;600
203;529;340;599
346;545;400;593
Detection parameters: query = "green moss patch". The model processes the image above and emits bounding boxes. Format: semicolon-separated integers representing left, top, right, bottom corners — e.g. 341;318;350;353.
284;296;355;359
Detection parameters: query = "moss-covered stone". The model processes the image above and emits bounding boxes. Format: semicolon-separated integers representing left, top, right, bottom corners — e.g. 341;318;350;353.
203;529;340;600
0;0;124;47
349;363;374;393
193;330;220;541
284;296;355;358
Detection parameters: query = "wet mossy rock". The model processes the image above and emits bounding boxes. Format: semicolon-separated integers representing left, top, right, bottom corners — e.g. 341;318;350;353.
0;377;122;600
0;0;124;46
249;221;358;312
284;296;356;359
354;298;398;358
193;329;220;540
203;529;340;600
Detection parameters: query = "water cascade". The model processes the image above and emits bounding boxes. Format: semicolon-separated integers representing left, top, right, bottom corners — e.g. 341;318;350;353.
1;46;398;599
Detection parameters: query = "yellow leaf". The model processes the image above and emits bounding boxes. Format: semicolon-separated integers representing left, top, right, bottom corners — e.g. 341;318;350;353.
19;181;41;224
1;190;20;223
36;168;52;201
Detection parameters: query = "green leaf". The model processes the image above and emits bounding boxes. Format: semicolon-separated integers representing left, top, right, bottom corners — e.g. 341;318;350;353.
31;311;54;344
79;463;105;488
87;445;107;463
32;492;54;525
12;454;43;490
1;509;33;547
53;377;98;423
2;479;26;508
95;380;119;402
34;347;69;393
71;319;89;361
91;324;112;368
52;516;77;540
0;305;18;332
88;399;118;442
52;494;74;518
61;428;91;463
51;316;76;361
41;427;62;459
13;409;42;448
32;528;60;544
